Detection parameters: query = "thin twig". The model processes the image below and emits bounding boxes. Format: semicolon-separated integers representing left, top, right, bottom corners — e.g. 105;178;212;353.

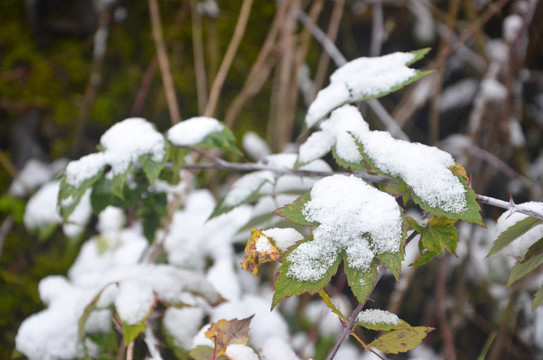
326;267;387;360
224;0;289;127
0;217;14;262
435;256;456;360
312;0;345;97
148;0;182;124
204;0;254;117
190;0;208;113
370;0;384;57
476;194;543;220
72;8;111;154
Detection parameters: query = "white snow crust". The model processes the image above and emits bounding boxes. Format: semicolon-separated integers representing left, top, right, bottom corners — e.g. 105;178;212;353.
224;344;259;360
260;337;301;360
65;118;165;187
224;171;274;207
115;280;155;325
287;174;403;281
356;129;468;213
306;52;417;128
9;159;54;196
262;228;304;252
357;309;401;325
242;131;271;161
496;202;543;258
167;116;224;146
163;307;205;350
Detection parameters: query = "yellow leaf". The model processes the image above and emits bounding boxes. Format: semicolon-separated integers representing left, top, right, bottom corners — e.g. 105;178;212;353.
205;316;254;350
369;326;434;354
241;229;281;275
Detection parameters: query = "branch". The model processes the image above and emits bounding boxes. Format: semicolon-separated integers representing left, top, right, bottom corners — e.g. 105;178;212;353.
204;0;254;117
476;194;543;220
148;0;182;124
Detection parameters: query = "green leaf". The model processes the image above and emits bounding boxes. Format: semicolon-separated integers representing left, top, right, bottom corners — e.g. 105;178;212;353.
343;256;379;304
111;165;132;199
408;48;432;64
140;142;169;185
532;286;543;310
331;145;367;172
272;238;341;309
411;250;437;267
199;127;242;156
122;321;146;345
273;192;317;226
487;216;543;258
418;216;459;255
376;217;406;280
507;251;543;286
189;346;214;360
137;192;168;243
90;177;114;215
78;284;112;342
369;326;434;354
58;171;103;220
169;147;189;183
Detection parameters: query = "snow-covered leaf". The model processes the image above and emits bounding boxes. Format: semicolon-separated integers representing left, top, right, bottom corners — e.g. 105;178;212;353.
488;214;543;258
272;239;341;309
167;116;241;155
210;171;273;219
58;172;103;220
306;49;431;128
242;228;281;275
356;127;482;224
224;344;259;360
368;326;434;354
356;309;409;331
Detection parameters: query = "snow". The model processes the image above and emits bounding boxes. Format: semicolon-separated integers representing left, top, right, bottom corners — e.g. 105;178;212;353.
259;154;331;195
97;206;126;234
262;228;304;252
23;181;62;230
242;131;271;161
23;180;92;238
260;337;301;360
211;295;289;349
287;175;403;281
164;190;251;270
298;105;368;165
64;118;165;187
306;51;417;128
167;116;224;147
163;307;205;350
481;78;507;101
9;159;53;196
206;258;242;301
224;344;259;360
356;129;468;214
65;153;107;188
503;14;523;43
357;309;401;325
496;202;543;259
304;300;344;337
224;171;274;207
114;280;155;325
438;79;478;113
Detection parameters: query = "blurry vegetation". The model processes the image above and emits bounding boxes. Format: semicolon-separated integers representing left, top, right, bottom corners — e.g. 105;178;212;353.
1;0;543;359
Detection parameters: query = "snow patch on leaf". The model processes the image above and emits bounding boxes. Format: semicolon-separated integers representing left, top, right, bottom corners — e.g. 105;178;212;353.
167;116;224;146
262;228;304;252
306;51;420;128
115;280;155;325
287;175;403;281
357;309;401;325
496;202;543;258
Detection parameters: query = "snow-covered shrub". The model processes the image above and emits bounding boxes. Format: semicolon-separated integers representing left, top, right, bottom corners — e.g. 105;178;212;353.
15;49;543;360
